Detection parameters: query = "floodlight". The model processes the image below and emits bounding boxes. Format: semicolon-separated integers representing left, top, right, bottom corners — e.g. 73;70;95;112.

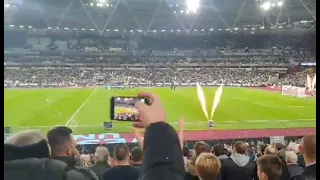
277;1;283;7
186;0;199;13
261;2;271;11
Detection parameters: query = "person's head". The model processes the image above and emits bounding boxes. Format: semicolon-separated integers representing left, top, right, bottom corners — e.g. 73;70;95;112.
264;145;279;155
298;134;316;164
257;155;282;180
233;141;247;155
95;146;109;163
47;126;76;157
7;129;46;146
213;144;227;157
286;142;299;154
114;144;130;164
258;144;268;156
130;147;143;164
275;143;286;151
5;129;51;160
194;141;210;157
195;153;221;180
285;151;298;164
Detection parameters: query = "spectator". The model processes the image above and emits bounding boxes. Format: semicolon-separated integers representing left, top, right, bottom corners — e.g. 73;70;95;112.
5;130;50;160
246;147;257;162
183;146;190;170
130;147;143;168
186;141;211;180
285;151;303;178
213;144;229;160
90;147;111;180
257;155;283;180
287;142;305;168
195;153;221;180
220;141;256;180
103;144;140;180
47;126;98;180
133;91;185;180
292;134;316;180
4;130;89;180
264;145;291;180
257;144;268;157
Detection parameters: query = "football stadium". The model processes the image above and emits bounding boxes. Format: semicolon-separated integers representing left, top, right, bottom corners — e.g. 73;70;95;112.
4;0;316;179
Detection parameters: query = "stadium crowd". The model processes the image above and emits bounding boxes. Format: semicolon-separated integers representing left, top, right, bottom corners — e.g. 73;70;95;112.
4;92;316;180
4;66;315;88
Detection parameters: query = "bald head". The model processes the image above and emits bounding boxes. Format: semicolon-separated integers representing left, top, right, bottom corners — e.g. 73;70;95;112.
265;145;278;155
299;134;316;160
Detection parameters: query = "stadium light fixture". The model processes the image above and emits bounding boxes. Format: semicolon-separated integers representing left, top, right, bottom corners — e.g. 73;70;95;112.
277;1;283;7
186;0;199;13
261;2;271;11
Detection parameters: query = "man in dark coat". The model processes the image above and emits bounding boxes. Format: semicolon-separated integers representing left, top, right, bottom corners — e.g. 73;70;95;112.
220;141;256;180
133;92;185;180
4;129;89;180
47;126;98;180
292;134;316;180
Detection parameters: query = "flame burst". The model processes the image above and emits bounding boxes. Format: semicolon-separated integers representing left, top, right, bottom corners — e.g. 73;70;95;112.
307;74;312;89
210;85;223;120
196;82;209;120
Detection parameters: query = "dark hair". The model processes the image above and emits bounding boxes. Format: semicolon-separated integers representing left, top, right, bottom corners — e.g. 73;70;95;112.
257;155;282;180
259;144;268;155
183;146;189;157
275;143;286;151
47;126;73;154
213;144;227;156
114;144;129;161
234;141;247;154
194;141;210;157
130;147;143;162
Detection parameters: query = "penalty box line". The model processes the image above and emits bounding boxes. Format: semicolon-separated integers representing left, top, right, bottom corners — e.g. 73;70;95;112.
65;88;98;126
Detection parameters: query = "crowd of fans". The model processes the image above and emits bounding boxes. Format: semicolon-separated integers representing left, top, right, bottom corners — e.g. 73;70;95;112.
4;67;315;88
4;92;316;180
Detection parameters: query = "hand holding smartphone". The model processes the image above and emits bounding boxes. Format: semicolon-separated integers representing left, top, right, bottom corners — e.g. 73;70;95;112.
110;96;152;122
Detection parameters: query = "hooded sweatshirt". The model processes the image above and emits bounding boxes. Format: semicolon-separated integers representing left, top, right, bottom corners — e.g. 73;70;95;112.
230;154;250;167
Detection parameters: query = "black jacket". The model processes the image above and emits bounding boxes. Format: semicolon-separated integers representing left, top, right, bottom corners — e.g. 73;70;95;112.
292;163;316;180
53;156;99;180
4;140;88;180
89;162;111;180
141;122;185;180
297;154;306;168
220;154;256;180
4;158;89;180
287;164;304;178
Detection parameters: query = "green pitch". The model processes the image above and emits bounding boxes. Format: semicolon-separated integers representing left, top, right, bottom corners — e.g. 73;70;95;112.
4;87;316;134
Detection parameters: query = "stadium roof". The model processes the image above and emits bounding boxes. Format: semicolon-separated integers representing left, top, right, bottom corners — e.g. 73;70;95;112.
4;0;316;34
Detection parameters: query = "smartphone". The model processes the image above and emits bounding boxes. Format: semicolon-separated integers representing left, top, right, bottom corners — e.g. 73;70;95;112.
110;96;152;121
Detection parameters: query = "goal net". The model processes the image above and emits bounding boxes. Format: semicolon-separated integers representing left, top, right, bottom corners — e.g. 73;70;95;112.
281;86;306;97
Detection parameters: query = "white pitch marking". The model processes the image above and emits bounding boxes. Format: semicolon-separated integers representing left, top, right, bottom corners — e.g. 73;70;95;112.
14;119;314;129
65;88;98;126
244;120;269;123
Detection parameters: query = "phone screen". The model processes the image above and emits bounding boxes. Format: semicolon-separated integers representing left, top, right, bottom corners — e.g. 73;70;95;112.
110;96;151;121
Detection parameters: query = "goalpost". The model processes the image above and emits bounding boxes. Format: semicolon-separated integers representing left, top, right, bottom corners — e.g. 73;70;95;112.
281;86;306;98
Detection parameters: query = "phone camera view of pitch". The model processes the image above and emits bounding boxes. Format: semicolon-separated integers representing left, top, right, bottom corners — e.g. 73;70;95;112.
110;96;152;122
